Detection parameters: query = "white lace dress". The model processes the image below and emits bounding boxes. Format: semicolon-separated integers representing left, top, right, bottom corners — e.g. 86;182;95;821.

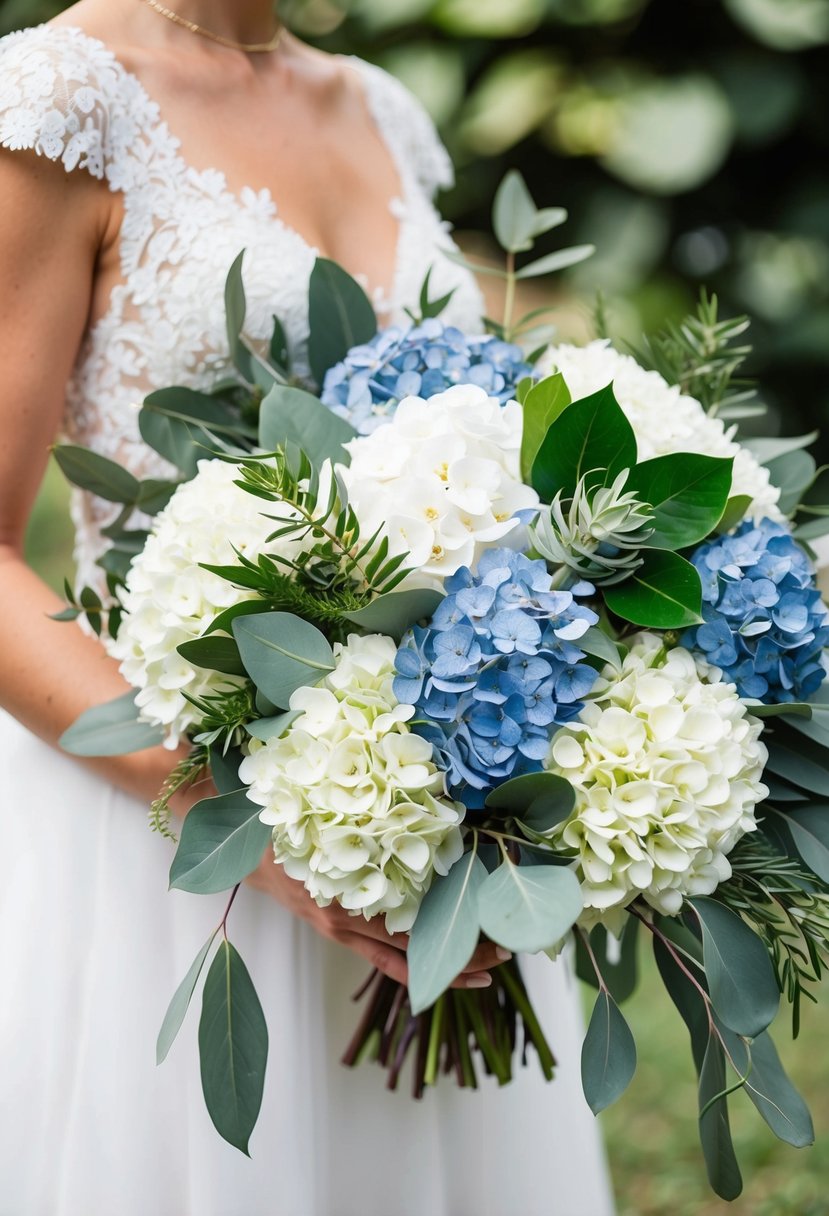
0;25;615;1216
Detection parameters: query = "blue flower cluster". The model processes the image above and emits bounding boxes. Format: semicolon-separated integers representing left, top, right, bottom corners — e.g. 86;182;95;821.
321;319;535;434
393;550;600;807
685;518;829;703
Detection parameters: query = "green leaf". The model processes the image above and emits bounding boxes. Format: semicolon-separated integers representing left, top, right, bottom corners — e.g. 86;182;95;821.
721;1028;814;1148
60;691;165;756
519;373;571;482
581;988;637;1114
698;1035;743;1201
578;626;624;674
268;313;290;372
157;930;218;1064
342;588;443;641
604;550;703;629
750;701;812;719
177;635;247;677
408;851;488;1015
775;805;829;882
576;919;640;1004
136;478;179;515
245;710;300;742
766;449;816;515
210;746;244;795
224;250;253;381
199;940;268;1155
626;453;733;549
258;385;356;467
717;494;752;533
205;601;272;637
765;740;829;798
794;516;829;542
690;897;780;1037
492;169;539;253
478;860;582;953
232;612;335;709
653;934;708;1074
531;383;638;502
485;772;575;835
307;257;377;385
169;790;271;895
53;444;141;503
515;244;595;279
744;432;818;466
140;388;240;477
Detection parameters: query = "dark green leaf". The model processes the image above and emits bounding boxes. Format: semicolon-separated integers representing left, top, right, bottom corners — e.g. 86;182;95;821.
53;444;141;503
157;930;218;1064
485;771;575;823
654;935;708;1074
258;384;356;467
169;790;271;894
307;257;377;385
698;1035;743;1201
531;383;638;501
750;701;812;719
627;453;733;549
233;612;335;708
60;691;165;756
478;860;582;953
721;1028;814;1148
199;940;268;1155
776;805;829;882
408;851;488;1015
140;388;239;477
135;478;179;515
210;746;244;795
224;250;253;381
342;588;443;640
765;740;829;798
178;635;247;677
576;919;640;1004
245;710;300;742
690;897;780;1037
717;494;752;533
519;373;571;482
581;989;637;1114
605;550;703;629
205;601;273;637
269;314;290;372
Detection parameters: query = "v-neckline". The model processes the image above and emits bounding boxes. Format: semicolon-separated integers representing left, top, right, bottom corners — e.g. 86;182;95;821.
57;24;408;311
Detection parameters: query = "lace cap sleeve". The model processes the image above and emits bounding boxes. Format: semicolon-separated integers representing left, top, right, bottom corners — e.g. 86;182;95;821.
353;59;455;200
0;25;138;183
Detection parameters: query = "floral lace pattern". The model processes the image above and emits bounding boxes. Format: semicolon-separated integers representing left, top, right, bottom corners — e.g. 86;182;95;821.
0;24;484;592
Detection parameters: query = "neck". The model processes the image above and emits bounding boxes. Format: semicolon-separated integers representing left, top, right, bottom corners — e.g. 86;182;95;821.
151;0;279;44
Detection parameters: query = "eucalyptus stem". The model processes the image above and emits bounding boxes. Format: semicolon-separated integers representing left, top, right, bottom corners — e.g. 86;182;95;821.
503;252;517;341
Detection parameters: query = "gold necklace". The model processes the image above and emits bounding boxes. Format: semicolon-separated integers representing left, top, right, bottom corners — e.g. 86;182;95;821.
139;0;284;53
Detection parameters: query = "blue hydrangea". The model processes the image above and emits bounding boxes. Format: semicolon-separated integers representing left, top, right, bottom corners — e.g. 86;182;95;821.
320;318;535;434
684;518;829;703
393;549;600;807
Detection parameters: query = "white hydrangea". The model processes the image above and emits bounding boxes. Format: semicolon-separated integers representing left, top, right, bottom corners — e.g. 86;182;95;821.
107;459;299;747
537;340;781;521
239;633;465;932
545;633;768;919
337;384;540;589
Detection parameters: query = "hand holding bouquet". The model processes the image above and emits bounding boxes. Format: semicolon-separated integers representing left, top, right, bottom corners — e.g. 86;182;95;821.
58;173;829;1199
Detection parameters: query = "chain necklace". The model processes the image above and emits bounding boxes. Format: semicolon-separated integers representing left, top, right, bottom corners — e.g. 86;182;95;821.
139;0;284;53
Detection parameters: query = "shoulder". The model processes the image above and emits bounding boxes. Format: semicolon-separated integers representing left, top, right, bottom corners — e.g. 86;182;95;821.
0;24;144;181
347;57;454;198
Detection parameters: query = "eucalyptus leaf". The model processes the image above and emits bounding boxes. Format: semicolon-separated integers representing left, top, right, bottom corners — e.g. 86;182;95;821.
54;445;141;504
485;771;575;823
717;494;752;533
531;383;638;502
744;432;818;466
245;711;300;742
519;373;571;483
515;245;595;279
766;449;817;515
60;691;165;757
140;388;239;477
749;701;812;719
626;453;733;549
307;257;377;385
177;635;247;677
408;851;488;1015
581;989;637;1114
209;746;244;796
578;626;624;674
775;805;829;882
169;790;271;895
157;930;218;1064
343;588;443;641
698;1035;743;1201
721;1027;814;1148
765;740;829;797
224;250;253;381
258;384;356;467
654;936;708;1075
233;612;334;708
478;860;582;953
199;940;268;1155
492;169;539;253
576;919;640;1004
690;897;780;1037
605;550;703;629
793;516;829;542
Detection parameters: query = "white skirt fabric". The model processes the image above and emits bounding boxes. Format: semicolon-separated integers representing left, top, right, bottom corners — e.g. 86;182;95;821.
0;709;615;1216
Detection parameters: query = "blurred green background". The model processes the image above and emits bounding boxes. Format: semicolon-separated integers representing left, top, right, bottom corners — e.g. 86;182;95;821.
9;0;829;1211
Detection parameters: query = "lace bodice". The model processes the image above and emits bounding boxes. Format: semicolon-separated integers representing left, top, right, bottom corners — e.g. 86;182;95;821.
0;24;484;591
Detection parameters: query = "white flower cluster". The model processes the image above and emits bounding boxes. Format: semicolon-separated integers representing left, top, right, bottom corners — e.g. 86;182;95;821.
239;633;465;932
545;633;768;920
338;383;539;589
537;340;781;521
107;459;298;746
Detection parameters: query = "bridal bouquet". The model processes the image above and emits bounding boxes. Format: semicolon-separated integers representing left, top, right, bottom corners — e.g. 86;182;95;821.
57;173;829;1200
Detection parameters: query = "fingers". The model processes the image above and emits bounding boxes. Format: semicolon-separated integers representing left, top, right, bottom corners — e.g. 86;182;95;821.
338;931;409;985
463;940;511;974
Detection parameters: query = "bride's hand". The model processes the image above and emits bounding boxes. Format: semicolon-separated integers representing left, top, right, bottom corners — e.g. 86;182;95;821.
245;850;507;989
